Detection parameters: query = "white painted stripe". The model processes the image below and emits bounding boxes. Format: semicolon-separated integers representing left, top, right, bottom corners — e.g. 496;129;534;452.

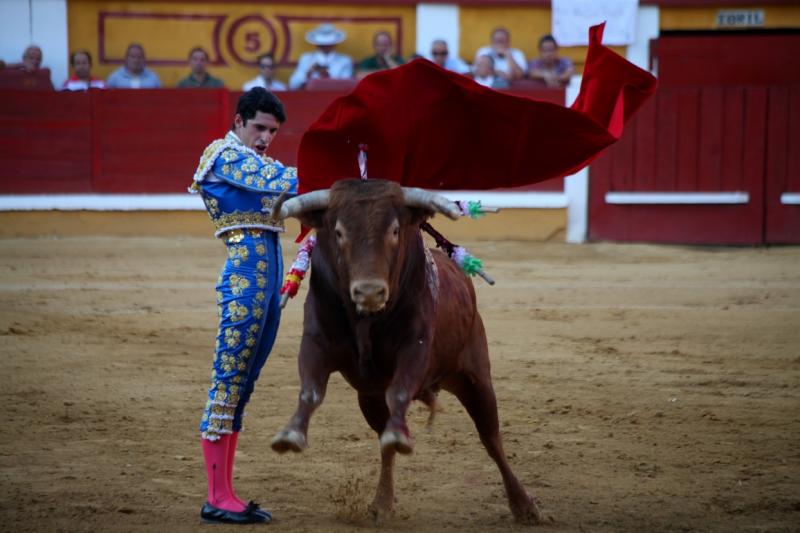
0;192;566;211
605;191;750;205
440;191;567;209
0;194;205;211
781;193;800;205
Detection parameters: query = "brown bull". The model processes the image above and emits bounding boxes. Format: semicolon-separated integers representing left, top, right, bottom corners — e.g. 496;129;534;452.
270;179;541;523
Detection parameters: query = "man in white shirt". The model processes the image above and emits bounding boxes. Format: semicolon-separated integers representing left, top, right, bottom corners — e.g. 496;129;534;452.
107;43;161;89
428;39;470;75
289;23;353;90
473;27;527;82
243;53;287;92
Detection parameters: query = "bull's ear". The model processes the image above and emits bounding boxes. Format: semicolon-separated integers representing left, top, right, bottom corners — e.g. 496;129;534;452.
407;206;435;226
297;209;326;230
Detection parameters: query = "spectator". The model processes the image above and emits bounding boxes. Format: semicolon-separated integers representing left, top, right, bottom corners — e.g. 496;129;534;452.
178;47;224;88
21;45;43;72
474;27;526;82
62;50;106;91
107;43;161;89
428;39;470;75
528;34;574;88
356;31;404;78
289;23;353;90
242;53;286;92
472;55;509;90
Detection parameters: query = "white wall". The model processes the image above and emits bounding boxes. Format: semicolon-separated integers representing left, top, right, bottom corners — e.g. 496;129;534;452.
416;3;461;59
626;5;660;71
0;0;69;88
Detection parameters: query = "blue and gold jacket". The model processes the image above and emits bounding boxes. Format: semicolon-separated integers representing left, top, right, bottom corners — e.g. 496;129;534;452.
190;131;298;237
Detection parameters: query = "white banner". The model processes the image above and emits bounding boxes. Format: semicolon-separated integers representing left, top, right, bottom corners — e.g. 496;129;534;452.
552;0;639;46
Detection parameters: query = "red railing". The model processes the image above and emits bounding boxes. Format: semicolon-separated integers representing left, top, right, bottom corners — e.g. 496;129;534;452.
0;87;564;194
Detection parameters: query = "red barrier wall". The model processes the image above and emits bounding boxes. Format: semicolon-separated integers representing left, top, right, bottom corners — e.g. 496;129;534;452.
0;87;564;195
589;32;800;245
589;86;768;245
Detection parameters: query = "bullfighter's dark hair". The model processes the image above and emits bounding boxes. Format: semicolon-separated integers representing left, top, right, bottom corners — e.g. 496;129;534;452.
233;87;286;128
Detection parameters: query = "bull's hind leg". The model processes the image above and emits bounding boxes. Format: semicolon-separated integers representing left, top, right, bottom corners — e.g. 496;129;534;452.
418;387;443;429
271;339;332;454
446;372;543;524
358;394;396;524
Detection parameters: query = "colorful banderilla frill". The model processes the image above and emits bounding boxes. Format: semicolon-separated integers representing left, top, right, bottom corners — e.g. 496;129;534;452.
456;200;499;219
279;235;316;308
420;221;495;286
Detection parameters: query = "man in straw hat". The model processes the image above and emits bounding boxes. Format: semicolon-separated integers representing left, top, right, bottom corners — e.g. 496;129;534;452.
289;22;353;90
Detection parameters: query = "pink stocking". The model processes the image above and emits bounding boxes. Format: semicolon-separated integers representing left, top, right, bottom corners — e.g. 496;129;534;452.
201;435;246;512
227;431;247;507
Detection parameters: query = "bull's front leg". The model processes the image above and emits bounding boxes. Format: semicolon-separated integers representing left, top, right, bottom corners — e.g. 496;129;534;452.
379;330;432;455
271;334;333;453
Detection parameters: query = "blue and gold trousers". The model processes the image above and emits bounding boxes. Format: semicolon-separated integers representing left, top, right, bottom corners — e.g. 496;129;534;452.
200;229;283;440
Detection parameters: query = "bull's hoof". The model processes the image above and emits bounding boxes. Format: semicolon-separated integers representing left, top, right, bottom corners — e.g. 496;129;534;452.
512;495;544;525
379;429;413;455
367;498;395;525
270;429;307;454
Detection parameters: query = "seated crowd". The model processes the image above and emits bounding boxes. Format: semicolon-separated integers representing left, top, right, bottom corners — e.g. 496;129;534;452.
1;23;573;92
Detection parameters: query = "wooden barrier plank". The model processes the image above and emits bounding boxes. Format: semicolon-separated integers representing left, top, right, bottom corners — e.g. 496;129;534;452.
676;87;699;191
654;89;678;191
740;86;767;243
721;87;745;191
611;112;635;192
697;87;724;191
788;87;800;193
631;96;657;191
765;85;800;243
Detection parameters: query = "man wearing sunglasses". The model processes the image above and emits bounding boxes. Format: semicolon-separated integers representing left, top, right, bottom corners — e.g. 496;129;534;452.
429;39;470;75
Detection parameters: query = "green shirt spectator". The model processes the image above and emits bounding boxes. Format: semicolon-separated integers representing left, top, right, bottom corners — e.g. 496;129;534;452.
178;73;224;88
356;31;404;78
178;46;224;88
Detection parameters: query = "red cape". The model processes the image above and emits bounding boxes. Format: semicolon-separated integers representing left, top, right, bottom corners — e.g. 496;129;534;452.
297;23;657;194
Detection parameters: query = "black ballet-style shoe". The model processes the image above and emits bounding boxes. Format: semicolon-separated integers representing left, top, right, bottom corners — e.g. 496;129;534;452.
247;501;273;522
200;501;272;524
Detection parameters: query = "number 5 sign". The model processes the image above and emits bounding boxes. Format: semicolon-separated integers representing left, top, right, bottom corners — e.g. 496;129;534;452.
227;15;277;66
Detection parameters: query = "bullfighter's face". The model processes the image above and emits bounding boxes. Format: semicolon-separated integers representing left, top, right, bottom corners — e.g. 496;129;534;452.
234;111;281;156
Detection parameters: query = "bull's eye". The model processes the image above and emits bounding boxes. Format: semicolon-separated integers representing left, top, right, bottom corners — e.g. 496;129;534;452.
334;221;346;245
387;220;400;246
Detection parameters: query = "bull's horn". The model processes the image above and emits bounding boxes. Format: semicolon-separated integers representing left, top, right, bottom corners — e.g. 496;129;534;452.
272;189;331;220
402;188;460;220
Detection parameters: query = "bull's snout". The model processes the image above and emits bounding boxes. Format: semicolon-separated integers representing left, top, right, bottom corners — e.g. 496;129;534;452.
350;279;389;314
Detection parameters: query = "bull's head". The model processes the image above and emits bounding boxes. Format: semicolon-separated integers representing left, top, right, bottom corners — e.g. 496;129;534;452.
273;179;459;315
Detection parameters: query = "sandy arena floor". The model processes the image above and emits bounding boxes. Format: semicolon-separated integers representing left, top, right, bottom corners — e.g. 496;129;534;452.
0;236;798;532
